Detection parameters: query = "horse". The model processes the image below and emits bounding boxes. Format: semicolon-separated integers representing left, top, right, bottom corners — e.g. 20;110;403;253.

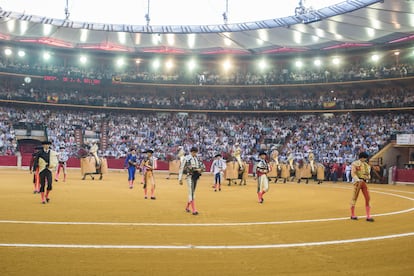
315;162;325;184
225;160;248;185
167;159;181;179
295;160;312;184
80;156;108;180
268;161;280;183
279;163;290;183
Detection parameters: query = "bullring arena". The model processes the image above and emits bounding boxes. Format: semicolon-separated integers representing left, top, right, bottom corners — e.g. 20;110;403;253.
1;0;414;275
1;167;413;275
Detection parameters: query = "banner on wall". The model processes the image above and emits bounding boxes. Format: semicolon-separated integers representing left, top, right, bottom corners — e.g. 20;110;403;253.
47;95;59;103
322;101;336;109
396;134;414;145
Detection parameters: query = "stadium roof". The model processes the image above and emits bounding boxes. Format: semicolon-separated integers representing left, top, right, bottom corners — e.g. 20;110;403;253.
0;0;413;55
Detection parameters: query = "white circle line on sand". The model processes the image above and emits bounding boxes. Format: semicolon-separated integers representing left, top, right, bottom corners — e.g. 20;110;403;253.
0;189;412;227
0;207;413;227
333;185;414;201
0;232;413;250
370;187;414;195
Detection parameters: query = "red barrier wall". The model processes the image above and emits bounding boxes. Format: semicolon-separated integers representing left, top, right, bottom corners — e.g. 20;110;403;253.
0;156;251;173
395;169;414;183
21;155;32;166
0;156;17;166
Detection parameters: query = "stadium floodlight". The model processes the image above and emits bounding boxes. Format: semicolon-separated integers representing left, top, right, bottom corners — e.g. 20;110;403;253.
258;59;267;71
43;52;51;61
165;59;174;70
314;59;322;67
295;60;303;68
4;48;12;56
116;58;125;67
222;0;229;24
152;59;160;70
17;50;25;57
371;54;379;62
222;59;232;71
65;0;70;19
145;0;151;26
295;0;314;16
79;55;87;64
332;57;340;65
187;59;196;71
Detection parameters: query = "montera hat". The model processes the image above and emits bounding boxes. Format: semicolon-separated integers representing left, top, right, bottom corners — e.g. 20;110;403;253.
358;152;369;159
41;141;52;145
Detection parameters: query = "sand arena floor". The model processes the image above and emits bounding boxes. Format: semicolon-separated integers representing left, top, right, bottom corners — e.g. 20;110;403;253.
0;168;413;275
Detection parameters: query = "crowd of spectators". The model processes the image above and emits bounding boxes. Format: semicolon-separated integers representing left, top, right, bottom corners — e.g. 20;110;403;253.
1;53;413;168
1;106;412;170
1;82;414;111
0;54;412;86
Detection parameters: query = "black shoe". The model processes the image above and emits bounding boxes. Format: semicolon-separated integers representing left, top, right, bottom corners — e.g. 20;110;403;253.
150;196;156;200
41;201;46;204
259;198;264;204
350;216;358;220
366;217;375;222
46;198;50;203
192;211;199;215
144;196;148;199
185;208;191;213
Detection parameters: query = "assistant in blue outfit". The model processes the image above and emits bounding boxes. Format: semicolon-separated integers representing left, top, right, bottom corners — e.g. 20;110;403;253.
124;148;138;189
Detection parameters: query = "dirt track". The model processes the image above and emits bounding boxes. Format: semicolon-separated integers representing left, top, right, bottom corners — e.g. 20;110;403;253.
0;168;413;275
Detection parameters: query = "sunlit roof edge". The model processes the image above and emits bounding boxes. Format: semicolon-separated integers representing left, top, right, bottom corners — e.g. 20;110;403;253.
0;0;381;34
